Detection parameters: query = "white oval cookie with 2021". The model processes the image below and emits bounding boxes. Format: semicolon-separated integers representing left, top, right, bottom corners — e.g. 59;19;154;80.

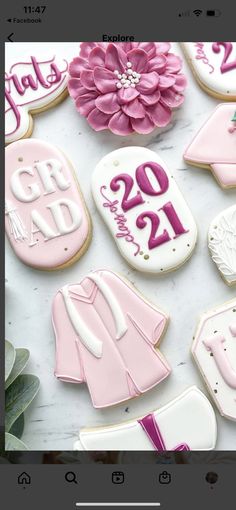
92;147;197;273
208;204;236;286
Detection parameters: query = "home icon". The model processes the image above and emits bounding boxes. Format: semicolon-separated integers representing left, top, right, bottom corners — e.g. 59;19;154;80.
18;472;31;485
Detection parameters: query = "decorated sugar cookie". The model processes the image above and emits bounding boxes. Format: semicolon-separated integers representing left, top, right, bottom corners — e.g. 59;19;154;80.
208;205;236;286
92;147;197;273
68;42;187;135
5;54;69;144
184;103;236;189
52;269;171;408
5;139;91;270
73;387;217;450
192;299;236;421
182;42;236;100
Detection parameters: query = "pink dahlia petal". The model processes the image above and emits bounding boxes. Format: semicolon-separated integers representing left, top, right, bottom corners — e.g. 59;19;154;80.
155;42;171;54
122;98;146;119
75;91;98;117
140;89;161;106
108;111;133;135
69;57;89;77
79;42;98;59
119;42;137;52
148;54;167;72
131;114;155;134
137;42;156;59
159;74;176;90
161;89;184;107
68;78;84;99
95;92;120;114
127;49;148;73
117;87;140;104
80;70;95;90
88;47;106;69
173;74;187;92
148;102;172;127
105;43;127;72
136;72;159;95
166;53;182;73
87;108;111;131
93;67;117;93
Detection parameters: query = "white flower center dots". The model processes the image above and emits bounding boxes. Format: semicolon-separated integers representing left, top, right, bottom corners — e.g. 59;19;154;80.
114;61;141;89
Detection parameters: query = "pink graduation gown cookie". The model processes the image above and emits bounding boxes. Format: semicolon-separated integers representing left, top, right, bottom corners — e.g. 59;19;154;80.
182;42;236;100
92;147;197;273
73;387;217;450
184;103;236;189
208;205;236;286
5;54;69;144
5;139;91;270
52;269;171;408
192;299;236;421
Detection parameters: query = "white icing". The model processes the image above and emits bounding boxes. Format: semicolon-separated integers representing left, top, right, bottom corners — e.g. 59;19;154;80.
192;299;236;421
30;209;58;243
87;272;127;339
61;285;103;359
182;42;236;99
36;159;71;194
47;198;82;235
10;166;41;202
74;387;217;451
208;204;236;285
5;200;28;242
92;147;197;273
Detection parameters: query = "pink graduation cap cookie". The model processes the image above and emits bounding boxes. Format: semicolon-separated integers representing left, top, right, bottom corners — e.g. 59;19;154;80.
52;269;171;408
73;387;217;451
184;103;236;189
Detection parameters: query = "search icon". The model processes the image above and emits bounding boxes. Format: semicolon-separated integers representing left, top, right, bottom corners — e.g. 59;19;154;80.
65;471;78;484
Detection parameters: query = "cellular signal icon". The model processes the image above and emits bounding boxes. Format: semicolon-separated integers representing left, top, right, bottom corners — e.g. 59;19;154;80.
193;9;203;16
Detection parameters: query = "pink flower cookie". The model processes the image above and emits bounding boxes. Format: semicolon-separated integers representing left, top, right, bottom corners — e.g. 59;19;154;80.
92;147;197;273
68;42;187;135
52;269;171;408
182;42;236;100
184;103;236;189
192;299;236;421
5;54;69;144
5;139;91;270
73;387;217;450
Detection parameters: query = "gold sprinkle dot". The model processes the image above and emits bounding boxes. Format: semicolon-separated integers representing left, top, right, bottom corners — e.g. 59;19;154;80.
113;160;119;166
18;157;23;162
144;254;149;260
172;248;176;252
64;247;68;251
139;251;144;256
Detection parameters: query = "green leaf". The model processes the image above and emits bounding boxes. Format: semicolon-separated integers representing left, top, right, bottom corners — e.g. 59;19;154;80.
5;374;40;432
5;341;16;382
5;348;30;389
5;433;29;451
9;413;24;439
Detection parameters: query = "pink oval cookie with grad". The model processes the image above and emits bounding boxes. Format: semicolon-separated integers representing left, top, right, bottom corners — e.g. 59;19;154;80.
5;139;91;270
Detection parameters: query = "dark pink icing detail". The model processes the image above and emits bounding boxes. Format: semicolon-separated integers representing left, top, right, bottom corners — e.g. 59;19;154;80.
194;43;215;74
160;201;188;238
136;161;169;196
110;173;145;212
136;211;170;249
100;186;140;255
5;56;68;137
138;413;190;451
212;42;236;73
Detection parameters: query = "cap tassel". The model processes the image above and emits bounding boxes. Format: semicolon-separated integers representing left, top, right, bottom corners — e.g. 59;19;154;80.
5;200;28;242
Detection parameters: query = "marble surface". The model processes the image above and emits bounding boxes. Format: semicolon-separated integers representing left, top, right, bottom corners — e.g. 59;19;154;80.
5;43;236;451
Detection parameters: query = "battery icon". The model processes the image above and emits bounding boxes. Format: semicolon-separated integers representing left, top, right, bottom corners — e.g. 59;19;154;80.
206;9;221;17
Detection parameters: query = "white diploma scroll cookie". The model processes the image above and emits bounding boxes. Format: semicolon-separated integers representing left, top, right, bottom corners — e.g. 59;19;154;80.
92;147;197;273
74;387;217;451
208;204;236;286
192;299;236;421
182;42;236;100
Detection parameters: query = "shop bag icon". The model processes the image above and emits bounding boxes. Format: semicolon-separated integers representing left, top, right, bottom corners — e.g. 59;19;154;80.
159;471;171;484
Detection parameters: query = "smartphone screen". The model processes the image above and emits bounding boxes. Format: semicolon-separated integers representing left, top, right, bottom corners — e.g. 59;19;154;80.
1;1;236;508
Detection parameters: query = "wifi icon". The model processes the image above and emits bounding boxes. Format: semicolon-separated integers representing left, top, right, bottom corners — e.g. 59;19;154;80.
193;9;203;16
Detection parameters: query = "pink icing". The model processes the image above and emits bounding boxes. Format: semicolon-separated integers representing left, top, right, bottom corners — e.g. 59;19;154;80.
184;103;236;188
194;43;215;74
160;201;189;237
68;42;187;135
212;42;236;73
110;174;144;211
136;161;169;195
203;334;236;389
5;56;68;138
136;211;171;249
5;139;90;269
52;269;171;408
